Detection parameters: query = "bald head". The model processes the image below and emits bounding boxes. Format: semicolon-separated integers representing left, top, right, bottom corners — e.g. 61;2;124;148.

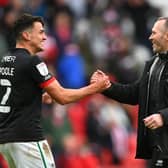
157;17;168;32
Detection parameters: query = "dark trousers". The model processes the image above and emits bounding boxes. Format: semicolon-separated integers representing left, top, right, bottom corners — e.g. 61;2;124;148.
150;146;168;168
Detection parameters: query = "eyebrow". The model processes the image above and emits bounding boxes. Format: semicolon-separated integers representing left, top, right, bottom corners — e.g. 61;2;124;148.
40;28;45;32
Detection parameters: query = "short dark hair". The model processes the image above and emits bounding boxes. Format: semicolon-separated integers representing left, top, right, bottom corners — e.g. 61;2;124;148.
157;17;168;29
13;13;44;40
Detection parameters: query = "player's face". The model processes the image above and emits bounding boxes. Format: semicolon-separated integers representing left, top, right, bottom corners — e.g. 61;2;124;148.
29;22;47;53
149;20;168;53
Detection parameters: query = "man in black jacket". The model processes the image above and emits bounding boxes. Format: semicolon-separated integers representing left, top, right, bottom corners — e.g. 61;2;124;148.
91;17;168;167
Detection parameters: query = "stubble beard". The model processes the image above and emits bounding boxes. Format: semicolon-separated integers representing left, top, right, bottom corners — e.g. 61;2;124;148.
152;43;161;54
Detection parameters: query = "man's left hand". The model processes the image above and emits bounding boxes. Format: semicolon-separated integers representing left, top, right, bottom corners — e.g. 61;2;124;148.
143;114;164;130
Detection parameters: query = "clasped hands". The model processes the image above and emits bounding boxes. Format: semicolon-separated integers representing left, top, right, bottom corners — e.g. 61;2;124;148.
90;70;111;92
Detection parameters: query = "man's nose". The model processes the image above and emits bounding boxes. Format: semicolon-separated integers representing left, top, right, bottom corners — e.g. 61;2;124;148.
43;34;47;40
149;34;152;41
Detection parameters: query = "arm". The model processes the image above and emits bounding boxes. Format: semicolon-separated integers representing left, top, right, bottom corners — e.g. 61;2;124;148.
102;81;139;105
43;75;110;105
91;70;139;105
30;56;111;104
29;56;110;104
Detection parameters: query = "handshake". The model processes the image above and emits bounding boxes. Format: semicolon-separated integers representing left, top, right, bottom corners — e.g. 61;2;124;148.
90;70;111;93
42;69;111;104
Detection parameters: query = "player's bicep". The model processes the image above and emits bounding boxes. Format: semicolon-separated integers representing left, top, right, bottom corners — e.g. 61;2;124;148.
29;56;54;86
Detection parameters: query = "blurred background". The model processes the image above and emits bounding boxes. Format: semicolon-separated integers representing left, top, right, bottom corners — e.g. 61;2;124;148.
0;0;167;167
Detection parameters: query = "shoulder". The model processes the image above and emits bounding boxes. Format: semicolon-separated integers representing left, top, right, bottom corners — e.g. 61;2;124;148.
28;55;46;71
7;48;31;63
9;48;30;56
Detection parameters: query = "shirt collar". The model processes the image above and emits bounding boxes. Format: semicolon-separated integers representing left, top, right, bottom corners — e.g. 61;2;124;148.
156;51;168;60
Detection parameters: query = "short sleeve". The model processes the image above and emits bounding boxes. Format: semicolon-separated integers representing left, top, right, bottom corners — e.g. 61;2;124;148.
29;56;55;88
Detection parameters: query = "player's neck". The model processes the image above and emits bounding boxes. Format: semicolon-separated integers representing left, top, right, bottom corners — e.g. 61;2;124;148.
16;42;36;55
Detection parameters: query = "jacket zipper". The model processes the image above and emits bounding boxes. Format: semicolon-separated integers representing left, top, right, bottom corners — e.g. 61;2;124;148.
144;57;159;135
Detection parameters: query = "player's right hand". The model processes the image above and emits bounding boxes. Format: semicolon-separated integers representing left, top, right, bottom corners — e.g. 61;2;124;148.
91;70;111;92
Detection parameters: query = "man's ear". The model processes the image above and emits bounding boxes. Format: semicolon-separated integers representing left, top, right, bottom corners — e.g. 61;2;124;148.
22;31;31;41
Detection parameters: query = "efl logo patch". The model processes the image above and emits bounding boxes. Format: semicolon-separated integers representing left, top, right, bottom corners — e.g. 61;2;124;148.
36;62;48;76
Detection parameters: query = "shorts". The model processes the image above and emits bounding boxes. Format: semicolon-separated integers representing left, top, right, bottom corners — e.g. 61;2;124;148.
0;140;56;168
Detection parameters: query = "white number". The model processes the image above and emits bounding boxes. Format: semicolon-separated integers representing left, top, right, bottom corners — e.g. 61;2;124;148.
0;79;11;113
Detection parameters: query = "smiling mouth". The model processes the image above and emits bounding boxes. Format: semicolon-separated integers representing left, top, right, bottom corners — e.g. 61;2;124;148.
152;43;156;47
40;42;45;46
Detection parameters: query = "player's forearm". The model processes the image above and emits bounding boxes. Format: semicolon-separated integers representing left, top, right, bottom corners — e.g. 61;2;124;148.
57;84;99;104
44;80;99;105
